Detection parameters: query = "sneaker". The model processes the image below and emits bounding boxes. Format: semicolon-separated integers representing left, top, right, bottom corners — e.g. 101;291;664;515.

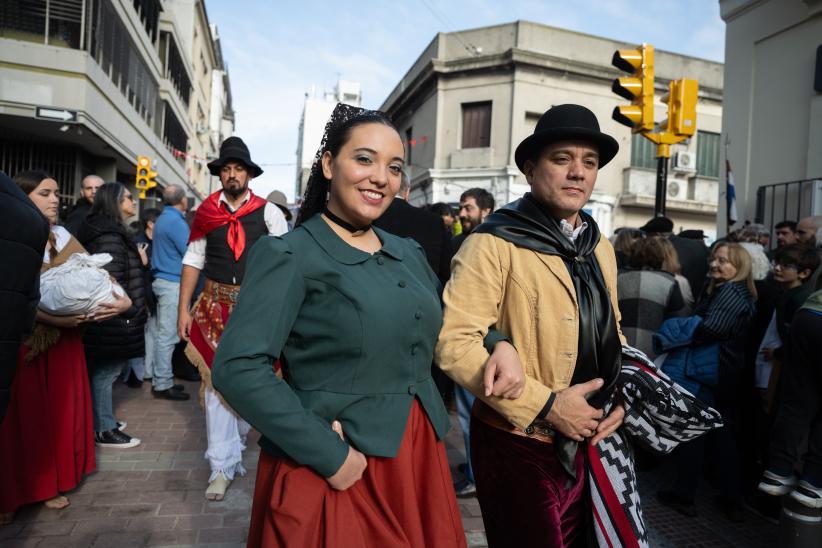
95;428;141;448
657;490;697;517
152;388;190;401
790;481;822;508
116;420;127;431
758;469;797;496
454;479;476;498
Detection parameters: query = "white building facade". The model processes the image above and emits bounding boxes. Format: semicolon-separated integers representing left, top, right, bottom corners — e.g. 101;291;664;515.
294;79;362;199
719;0;822;236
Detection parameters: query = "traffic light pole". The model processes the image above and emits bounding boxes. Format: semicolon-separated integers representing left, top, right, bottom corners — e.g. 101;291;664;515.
654;154;668;218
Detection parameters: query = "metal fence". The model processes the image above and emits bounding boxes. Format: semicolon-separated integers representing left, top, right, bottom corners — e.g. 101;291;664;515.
755;178;822;237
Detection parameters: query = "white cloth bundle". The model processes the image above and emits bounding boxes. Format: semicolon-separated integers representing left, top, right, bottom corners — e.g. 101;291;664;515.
39;253;125;315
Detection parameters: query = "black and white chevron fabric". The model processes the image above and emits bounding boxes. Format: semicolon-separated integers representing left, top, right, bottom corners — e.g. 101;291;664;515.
587;345;724;548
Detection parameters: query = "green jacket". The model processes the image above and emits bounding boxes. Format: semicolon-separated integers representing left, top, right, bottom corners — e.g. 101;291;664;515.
212;215;449;478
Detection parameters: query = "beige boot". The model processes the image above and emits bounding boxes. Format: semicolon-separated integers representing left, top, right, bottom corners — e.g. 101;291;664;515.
205;472;230;501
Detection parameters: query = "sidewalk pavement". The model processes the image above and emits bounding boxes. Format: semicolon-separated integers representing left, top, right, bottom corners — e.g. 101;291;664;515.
2;379;779;547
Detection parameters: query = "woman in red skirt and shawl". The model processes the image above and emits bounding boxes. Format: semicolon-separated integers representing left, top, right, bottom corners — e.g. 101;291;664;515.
211;105;467;547
0;170;130;522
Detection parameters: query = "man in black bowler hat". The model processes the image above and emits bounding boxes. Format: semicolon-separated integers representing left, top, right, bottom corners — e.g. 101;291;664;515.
176;136;288;502
437;104;628;546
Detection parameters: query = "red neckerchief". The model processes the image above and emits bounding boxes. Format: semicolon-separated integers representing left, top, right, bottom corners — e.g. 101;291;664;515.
188;190;267;261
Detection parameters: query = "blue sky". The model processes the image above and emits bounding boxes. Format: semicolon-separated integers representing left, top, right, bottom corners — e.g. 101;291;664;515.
207;0;725;200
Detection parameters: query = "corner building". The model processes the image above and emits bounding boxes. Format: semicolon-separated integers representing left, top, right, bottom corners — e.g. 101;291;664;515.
380;21;724;237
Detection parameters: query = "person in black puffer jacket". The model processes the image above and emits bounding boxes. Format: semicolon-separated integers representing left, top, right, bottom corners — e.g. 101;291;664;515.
77;182;147;449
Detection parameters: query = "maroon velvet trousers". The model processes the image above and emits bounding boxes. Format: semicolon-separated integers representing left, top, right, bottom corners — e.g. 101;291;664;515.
471;415;586;548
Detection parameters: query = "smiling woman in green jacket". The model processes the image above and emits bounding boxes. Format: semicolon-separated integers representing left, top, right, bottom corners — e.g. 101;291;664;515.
212;104;466;548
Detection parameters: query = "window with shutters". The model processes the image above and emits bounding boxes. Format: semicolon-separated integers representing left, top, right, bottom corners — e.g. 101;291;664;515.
696;131;720;178
630;133;656;169
461;102;492;148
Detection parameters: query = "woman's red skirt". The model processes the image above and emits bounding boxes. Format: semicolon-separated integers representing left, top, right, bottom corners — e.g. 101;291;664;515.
0;330;96;513
247;400;466;548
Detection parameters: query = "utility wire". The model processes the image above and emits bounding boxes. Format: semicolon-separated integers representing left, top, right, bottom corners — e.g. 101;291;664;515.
418;0;480;56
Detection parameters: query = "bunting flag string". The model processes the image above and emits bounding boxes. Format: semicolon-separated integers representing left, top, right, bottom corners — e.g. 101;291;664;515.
407;135;430;147
172;147;211;166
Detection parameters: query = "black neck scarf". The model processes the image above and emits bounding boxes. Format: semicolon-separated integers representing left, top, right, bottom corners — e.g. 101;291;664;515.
474;193;622;477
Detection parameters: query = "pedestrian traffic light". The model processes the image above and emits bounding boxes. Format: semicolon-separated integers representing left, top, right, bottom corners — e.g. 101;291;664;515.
135;156;157;199
611;44;655;132
660;79;698;137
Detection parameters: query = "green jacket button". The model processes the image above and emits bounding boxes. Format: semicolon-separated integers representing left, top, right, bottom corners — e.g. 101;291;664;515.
398;280;407;288
414;311;422;319
376;256;385;265
408;384;416;395
411;345;418;356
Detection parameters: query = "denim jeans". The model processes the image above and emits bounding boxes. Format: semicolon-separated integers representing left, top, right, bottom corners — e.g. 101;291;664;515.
152;278;180;392
143;313;158;380
119;356;145;382
88;358;127;432
455;384;476;484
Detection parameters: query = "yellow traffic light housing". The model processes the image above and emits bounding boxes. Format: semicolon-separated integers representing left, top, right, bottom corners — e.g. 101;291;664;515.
134;156;158;199
611;44;655;132
660;79;698;137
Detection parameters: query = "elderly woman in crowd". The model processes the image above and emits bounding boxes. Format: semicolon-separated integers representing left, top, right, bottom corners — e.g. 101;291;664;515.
658;242;757;520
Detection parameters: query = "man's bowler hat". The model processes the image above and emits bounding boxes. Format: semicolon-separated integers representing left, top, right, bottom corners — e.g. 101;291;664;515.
514;104;619;172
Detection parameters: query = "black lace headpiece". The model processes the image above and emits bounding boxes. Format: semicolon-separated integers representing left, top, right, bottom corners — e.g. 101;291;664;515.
295;103;393;227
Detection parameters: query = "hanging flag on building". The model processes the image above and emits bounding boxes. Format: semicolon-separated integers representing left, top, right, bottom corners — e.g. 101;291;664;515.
725;159;738;226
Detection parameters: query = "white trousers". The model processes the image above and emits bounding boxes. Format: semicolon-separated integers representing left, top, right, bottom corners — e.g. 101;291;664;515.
204;386;250;482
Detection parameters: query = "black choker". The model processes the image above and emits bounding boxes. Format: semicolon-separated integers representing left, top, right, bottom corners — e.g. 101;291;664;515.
323;207;370;235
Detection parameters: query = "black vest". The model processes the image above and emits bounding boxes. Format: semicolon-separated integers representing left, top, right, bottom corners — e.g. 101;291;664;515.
203;207;267;285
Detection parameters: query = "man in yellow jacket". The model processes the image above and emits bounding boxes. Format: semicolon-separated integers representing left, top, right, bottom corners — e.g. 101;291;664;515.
436;104;626;547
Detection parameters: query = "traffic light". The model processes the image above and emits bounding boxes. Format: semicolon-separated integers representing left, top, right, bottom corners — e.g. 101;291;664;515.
135;156;158;199
660;78;698;137
611;44;655;132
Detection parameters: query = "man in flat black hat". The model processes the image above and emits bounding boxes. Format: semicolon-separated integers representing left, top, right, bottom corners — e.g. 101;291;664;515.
176;136;288;502
437;104;629;546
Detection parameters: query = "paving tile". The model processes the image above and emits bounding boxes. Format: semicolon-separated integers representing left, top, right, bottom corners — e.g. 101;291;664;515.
1;539;45;548
196;526;246;544
174;514;221;531
71;517;125;535
91;531;150;548
124;516;177;531
19;520;76;536
0;522;26;539
157;501;205;516
107;503;160;518
146;529;198;546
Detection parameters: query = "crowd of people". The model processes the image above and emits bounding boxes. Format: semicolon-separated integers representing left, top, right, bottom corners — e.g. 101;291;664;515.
1;99;820;547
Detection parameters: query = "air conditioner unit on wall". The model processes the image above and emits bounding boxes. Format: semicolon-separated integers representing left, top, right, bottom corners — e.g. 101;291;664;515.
673;151;696;172
667;179;689;201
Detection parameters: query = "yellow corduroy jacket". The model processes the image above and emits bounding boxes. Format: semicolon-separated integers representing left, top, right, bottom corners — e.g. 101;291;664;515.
435;231;625;431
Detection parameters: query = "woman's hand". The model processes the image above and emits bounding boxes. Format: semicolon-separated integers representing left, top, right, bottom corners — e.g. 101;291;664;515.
326;420;367;491
37;311;87;329
590;403;625;445
483;340;525;399
91;290;132;322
